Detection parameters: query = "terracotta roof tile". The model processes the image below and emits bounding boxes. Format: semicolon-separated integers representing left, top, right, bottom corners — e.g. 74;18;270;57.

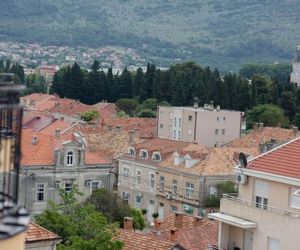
118;229;175;250
25;223;61;243
247;137;300;179
149;214;218;250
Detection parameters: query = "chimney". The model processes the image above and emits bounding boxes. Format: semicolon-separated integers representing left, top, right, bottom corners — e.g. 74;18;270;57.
129;130;136;145
216;105;220;111
154;218;161;231
55;129;60;138
78;148;85;167
193;97;199;108
124;217;133;231
174;212;183;228
258;123;264;132
116;125;122;134
134;128;139;138
276;123;281;128
169;228;178;241
31;136;37;145
293;126;298;136
193;216;203;227
60;116;64;121
253;122;258;131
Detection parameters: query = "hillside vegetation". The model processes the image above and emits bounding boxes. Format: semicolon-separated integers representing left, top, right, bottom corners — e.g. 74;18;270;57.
1;0;300;70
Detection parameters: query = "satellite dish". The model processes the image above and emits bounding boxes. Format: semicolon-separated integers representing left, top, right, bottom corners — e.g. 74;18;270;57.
239;152;248;168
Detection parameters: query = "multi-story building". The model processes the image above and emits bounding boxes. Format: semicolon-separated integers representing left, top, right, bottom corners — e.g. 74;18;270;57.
290;45;300;87
118;138;252;222
209;137;300;250
157;104;245;147
18;129;113;214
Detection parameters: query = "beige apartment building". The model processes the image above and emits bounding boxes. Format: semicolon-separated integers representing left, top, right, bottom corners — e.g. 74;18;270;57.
157;104;245;147
209;137;300;250
118;138;245;222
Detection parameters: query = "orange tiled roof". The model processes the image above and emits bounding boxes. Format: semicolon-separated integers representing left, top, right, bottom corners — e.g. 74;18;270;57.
21;129;110;166
118;229;175;250
25;223;61;243
247;137;300;179
150;214;218;250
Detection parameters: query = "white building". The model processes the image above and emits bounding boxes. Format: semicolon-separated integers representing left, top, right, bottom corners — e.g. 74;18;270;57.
290;45;300;87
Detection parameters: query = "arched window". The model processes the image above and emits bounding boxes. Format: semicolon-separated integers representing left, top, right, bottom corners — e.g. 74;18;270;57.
66;151;74;166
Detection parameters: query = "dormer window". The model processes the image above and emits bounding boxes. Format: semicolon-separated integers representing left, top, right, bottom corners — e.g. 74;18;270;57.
140;149;148;159
128;147;135;156
290;188;300;209
152;152;161;161
66;151;74;166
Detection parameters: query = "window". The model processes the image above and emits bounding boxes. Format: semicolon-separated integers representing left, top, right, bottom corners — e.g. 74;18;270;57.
215;129;218;135
209;186;217;196
290;188;300;209
217;117;219;122
171;205;178;212
136;170;142;185
150;173;155;188
36;183;45;201
66;151;74;166
122;167;130;184
91;181;100;191
55;181;60;189
153;152;161;161
178;131;181;140
122;192;130;204
222;129;225;135
188;115;192;121
267;237;280;250
140;150;148;159
173;130;176;139
160;124;163;129
174;118;177;127
178;118;182;127
172;180;178;195
186;182;194;198
159;176;165;192
128;147;135;156
223;117;226;121
254;180;269;210
64;182;72;193
135;195;142;208
183;204;194;215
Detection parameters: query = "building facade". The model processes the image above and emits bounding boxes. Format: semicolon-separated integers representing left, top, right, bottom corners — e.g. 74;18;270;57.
157;105;245;147
290;45;300;87
19;129;113;214
209;137;300;250
118;139;235;222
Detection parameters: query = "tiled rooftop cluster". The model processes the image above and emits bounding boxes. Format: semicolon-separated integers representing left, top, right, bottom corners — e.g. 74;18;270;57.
25;223;61;244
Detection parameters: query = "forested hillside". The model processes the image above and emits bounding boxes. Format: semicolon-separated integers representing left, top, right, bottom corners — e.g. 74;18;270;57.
1;0;300;70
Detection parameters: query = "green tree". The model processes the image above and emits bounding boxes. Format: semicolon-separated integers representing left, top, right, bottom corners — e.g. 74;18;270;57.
293;113;300;129
137;109;157;118
81;110;99;122
115;98;139;116
36;187;122;250
246;104;289;127
280;91;296;120
23;73;47;95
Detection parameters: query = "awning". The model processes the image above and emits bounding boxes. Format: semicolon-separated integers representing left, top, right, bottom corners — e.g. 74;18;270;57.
208;212;256;229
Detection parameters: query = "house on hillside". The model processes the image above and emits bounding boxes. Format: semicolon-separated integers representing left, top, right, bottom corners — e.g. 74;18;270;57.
209;137;300;250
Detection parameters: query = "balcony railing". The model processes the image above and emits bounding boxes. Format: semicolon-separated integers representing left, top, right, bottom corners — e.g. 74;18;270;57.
222;194;300;219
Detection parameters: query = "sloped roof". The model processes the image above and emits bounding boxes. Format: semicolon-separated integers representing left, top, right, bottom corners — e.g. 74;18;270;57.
21;129;110;166
118;229;176;250
25;223;61;243
150;214;218;250
247;137;300;179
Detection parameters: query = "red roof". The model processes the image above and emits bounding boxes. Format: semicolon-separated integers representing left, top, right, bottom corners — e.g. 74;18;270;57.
21;129;110;166
25;223;61;243
248;137;300;179
118;229;175;250
150;214;218;250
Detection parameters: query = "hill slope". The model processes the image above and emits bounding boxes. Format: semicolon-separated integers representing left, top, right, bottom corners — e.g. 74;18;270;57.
1;0;300;70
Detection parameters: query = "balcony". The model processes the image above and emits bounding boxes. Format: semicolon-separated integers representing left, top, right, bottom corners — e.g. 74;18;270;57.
221;194;300;219
0;74;30;241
